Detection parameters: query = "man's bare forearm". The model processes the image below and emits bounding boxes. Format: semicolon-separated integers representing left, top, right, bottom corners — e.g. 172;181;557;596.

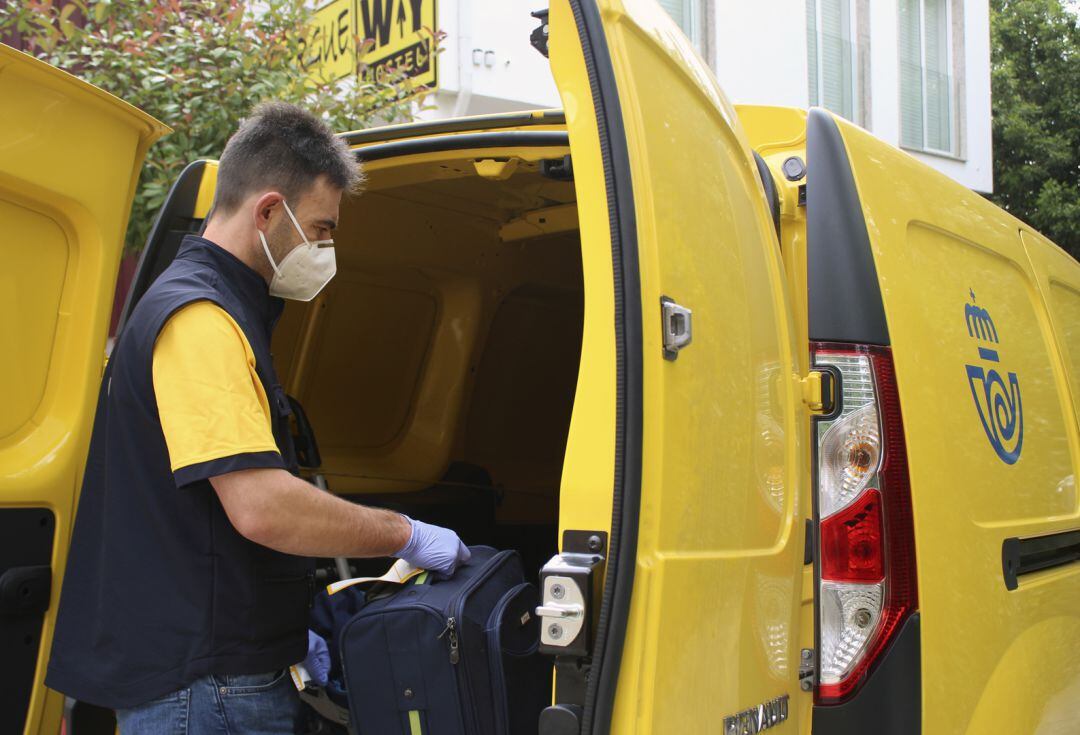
210;468;411;558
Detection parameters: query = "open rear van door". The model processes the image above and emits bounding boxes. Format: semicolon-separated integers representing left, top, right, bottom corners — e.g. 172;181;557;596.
807;108;1080;734
543;3;808;732
0;44;168;734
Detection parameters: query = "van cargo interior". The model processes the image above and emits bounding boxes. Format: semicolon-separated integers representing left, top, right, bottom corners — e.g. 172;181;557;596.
270;148;583;581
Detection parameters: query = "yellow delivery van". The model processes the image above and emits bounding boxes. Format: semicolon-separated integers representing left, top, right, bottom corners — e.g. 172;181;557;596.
2;0;1078;733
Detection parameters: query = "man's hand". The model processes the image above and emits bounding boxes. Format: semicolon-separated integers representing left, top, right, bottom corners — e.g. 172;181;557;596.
395;517;471;577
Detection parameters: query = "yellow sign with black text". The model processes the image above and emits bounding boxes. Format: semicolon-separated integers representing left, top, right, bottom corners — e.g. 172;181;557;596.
299;0;438;90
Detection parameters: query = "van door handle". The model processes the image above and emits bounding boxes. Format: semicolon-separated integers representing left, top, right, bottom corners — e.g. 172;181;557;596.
661;296;693;360
0;565;52;615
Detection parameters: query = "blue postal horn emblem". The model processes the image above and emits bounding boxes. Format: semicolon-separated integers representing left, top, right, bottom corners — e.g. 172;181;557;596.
964;291;1023;464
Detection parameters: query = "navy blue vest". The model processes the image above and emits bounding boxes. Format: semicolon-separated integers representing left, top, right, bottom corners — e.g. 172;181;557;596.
45;237;314;709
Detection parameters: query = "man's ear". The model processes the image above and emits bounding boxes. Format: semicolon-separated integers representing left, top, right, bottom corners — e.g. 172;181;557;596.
252;191;284;234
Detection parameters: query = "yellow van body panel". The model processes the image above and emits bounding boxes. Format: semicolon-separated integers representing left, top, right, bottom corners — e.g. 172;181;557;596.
0;43;168;734
832;114;1080;734
549;2;808;731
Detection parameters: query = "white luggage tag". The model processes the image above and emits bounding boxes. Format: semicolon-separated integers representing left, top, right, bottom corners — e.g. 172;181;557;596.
290;558;427;691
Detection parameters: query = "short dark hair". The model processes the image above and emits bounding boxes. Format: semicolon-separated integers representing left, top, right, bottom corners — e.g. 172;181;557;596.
212;101;363;215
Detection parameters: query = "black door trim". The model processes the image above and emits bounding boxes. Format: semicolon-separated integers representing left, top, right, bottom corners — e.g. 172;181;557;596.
565;2;644;733
806;108;890;345
352;130;569;162
1002;529;1080;590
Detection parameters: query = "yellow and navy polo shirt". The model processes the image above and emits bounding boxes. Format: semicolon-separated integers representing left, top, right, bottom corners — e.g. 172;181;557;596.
152;301;279;480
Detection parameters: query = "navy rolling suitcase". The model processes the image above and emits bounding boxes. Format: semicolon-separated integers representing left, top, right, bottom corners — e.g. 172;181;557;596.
338;546;551;735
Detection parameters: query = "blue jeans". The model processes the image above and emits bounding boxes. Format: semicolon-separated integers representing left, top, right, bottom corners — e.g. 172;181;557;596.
115;668;307;734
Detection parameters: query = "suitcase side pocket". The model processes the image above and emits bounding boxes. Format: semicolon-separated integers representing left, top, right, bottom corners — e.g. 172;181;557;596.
486;583;549;735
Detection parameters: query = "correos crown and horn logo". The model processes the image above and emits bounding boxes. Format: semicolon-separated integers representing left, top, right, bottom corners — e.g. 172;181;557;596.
964;290;1023;464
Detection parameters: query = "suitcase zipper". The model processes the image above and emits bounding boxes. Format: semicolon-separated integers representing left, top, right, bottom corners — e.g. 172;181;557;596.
449;551;514;732
438;550;514;668
438;616;460;664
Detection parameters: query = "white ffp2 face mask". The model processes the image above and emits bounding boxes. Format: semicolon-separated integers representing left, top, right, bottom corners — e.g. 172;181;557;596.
258;200;336;301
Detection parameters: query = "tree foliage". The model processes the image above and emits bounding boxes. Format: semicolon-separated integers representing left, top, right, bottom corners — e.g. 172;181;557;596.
990;0;1080;256
0;0;442;252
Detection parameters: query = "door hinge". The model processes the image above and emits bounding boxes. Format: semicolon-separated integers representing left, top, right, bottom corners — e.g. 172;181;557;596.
799;648;816;691
800;370;836;414
661;296;693;360
530;9;549;58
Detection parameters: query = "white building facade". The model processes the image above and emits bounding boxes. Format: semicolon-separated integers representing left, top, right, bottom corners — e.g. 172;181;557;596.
411;1;561;119
414;0;992;192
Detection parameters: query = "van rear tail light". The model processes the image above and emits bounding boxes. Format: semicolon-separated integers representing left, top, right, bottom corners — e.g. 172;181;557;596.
812;344;917;704
819;404;880;517
820;487;884;582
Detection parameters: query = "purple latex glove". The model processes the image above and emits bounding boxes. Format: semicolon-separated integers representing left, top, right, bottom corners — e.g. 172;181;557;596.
304;630;330;687
394;516;471;577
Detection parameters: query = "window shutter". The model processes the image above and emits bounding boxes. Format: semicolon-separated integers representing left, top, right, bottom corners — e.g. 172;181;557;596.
819;0;853;120
658;0;686;30
898;0;924;149
659;0;702;50
924;0;951;151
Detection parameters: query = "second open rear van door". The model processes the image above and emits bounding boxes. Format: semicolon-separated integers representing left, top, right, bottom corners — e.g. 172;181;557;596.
544;2;809;732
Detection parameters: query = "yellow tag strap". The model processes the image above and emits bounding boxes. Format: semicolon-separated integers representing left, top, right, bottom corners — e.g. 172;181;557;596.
326;558;425;595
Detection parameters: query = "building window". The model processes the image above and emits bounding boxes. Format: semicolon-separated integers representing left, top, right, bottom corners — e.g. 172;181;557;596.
659;0;705;52
899;0;953;154
807;0;858;122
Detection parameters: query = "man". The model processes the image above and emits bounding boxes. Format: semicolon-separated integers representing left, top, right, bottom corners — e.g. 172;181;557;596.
45;102;469;733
